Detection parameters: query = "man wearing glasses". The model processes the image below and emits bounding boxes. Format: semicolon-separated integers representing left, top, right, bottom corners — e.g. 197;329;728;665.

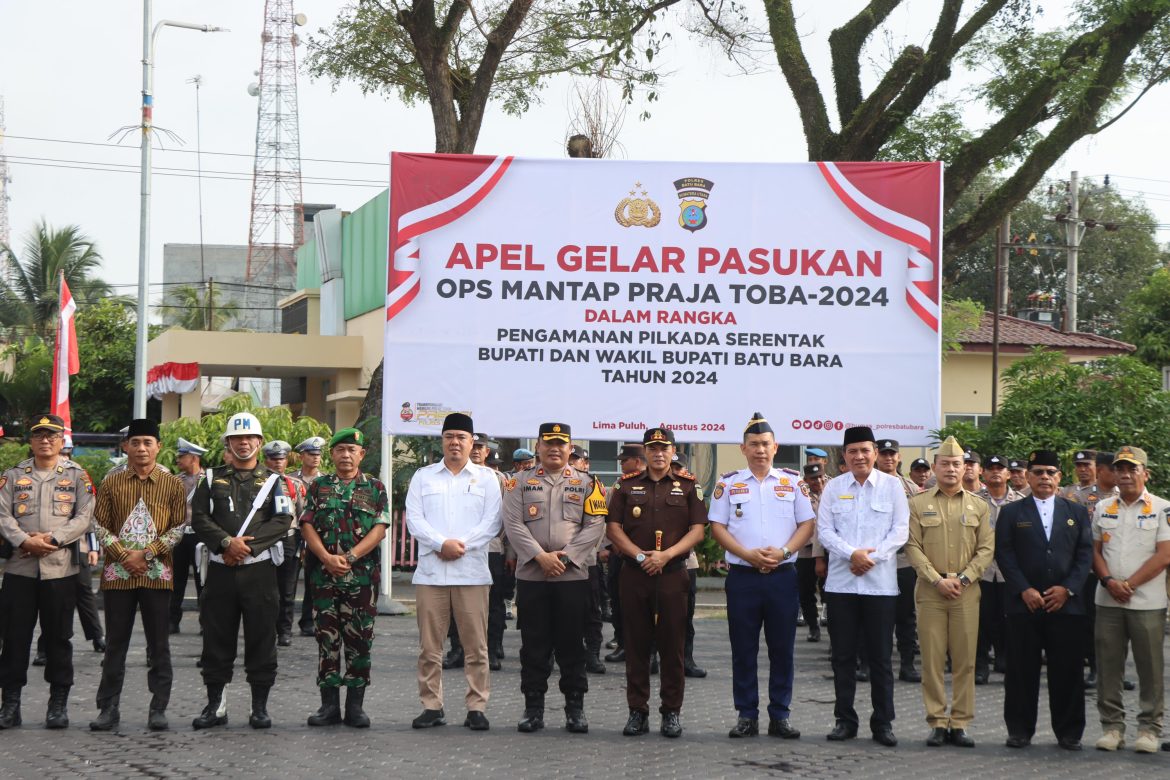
0;415;96;729
994;450;1093;751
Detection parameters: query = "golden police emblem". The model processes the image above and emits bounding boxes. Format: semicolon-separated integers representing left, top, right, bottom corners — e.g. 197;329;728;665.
615;182;661;228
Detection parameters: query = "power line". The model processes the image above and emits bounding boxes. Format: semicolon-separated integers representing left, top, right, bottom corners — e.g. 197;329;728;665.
5;158;385;189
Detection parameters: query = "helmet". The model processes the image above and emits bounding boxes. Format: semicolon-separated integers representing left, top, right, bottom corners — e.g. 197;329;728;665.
223;412;263;439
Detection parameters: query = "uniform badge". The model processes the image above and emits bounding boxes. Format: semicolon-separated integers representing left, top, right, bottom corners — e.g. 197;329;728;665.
16;504;26;514
1102;532;1111;543
713;482;725;500
632;506;642;518
536;468;545;477
799;482;810;498
528;505;539;518
732;482;747;488
16;492;28;501
15;477;31;487
566;493;582;503
672;481;680;488
1067;518;1075;526
838;494;853;500
674;177;713;232
615;182;661;228
526;478;541;486
0;476;6;490
562;468;573;477
779;477;790;486
57;478;72;486
504;478;517;493
55;493;73;502
569;478;582;486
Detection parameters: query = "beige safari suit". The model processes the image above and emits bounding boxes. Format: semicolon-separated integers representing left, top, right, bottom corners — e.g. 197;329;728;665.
502;465;604;583
905;487;994;728
0;457;96;579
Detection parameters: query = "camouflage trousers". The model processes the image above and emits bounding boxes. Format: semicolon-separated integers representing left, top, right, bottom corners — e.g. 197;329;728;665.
313;580;378;688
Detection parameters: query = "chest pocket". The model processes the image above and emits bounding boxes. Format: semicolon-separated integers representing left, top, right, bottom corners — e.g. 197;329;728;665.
524;492;547;524
917;512;942;528
561;490;584;522
54;492;76;517
960;514;983;529
351;488;378;516
1097;516;1120;530
665;491;687;508
871;501;893;515
1136;515;1159;532
772;488;795;517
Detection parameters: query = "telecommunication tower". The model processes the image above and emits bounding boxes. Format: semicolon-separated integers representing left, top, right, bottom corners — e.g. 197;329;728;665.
0;96;11;247
245;2;305;283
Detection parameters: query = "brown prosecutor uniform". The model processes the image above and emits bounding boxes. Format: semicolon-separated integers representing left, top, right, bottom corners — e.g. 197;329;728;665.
905;487;994;729
607;470;708;715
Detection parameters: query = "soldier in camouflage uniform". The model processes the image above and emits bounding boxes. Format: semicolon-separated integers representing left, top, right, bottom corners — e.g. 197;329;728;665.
300;427;389;729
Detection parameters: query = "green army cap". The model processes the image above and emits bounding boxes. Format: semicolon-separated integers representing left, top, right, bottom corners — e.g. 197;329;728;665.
330;427;366;449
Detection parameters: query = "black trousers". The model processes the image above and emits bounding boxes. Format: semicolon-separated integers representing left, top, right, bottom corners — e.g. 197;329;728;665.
169;533;203;629
795;556;822;631
200;561;279;687
1081;574;1097;673
488;552;507;652
585;564;603;654
685;568;698;659
299;554;317;632
1003;611;1086;741
825;592;897;732
894;566;918;662
275;537;299;637
38;561;103;652
0;573;76;690
976;580;1006;672
607;554;624;646
517;578;589;700
96;588;172;709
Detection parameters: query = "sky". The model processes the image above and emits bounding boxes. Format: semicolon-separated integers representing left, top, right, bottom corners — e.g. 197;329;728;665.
2;0;1169;311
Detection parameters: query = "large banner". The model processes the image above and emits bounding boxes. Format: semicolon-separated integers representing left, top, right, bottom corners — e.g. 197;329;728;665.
384;154;942;445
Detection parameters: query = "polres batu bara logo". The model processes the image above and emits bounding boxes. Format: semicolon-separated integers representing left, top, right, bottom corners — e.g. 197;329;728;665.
674;177;713;232
399;402;414;422
614;182;661;228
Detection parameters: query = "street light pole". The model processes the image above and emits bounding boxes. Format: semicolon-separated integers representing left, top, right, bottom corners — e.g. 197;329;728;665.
134;0;227;417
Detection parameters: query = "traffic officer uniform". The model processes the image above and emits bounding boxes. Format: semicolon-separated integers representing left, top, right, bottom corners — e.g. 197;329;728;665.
170;437;208;633
502;422;607;734
0;414;96;730
262;439;306;646
905;437;994;745
974;456;1024;682
191;413;294;730
606;427;708;737
293;436;328;636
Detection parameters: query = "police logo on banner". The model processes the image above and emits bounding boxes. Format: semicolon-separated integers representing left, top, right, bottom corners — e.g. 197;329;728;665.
674;177;714;232
614;182;661;228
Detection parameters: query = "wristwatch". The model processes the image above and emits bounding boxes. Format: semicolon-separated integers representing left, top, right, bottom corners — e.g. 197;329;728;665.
780;546;792;561
958;574;971;587
635;553;647;563
220;537;232;550
144;549;156;563
345;551;357;565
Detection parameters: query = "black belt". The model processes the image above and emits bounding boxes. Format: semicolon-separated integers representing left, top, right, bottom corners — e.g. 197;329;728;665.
730;563;795;575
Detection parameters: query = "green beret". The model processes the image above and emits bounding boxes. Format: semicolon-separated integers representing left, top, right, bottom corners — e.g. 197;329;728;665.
330;427;366;448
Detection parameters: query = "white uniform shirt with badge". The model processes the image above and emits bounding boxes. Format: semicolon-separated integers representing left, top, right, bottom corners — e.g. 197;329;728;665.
708;467;815;566
406;460;503;586
816;468;910;596
1092;490;1170;610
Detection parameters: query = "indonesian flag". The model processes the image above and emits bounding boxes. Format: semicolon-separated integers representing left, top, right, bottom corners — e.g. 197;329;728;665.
51;274;79;434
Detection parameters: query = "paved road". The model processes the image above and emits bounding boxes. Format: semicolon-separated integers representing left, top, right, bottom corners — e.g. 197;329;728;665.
1;599;1167;778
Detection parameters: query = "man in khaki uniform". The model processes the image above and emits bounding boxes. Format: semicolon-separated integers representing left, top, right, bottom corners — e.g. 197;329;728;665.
1062;450;1098;506
503;422;607;734
0;414;96;730
905;436;993;748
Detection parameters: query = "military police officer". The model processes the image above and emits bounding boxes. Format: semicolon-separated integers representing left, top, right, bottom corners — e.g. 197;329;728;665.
190;412;294;730
0;414;96;730
502;422;607;734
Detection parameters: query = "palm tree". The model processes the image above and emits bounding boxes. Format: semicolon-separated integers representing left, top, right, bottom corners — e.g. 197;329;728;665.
160;283;242;331
0;221;123;340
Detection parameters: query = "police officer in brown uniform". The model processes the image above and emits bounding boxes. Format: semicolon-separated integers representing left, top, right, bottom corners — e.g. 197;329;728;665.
606;427;707;738
502;422;607;734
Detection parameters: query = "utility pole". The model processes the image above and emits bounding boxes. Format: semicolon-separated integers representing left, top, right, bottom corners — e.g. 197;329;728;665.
1064;170;1080;332
992;216;1009;415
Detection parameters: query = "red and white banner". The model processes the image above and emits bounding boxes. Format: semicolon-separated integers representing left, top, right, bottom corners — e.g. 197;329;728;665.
51;275;79;434
147;361;200;400
384;154;942;445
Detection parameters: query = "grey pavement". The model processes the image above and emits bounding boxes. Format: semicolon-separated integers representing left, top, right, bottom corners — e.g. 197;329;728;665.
1;588;1168;778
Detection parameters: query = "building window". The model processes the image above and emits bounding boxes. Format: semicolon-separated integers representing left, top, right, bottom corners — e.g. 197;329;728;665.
944;413;992;429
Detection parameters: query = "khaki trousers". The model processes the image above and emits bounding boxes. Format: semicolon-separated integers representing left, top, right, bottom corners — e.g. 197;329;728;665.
1095;605;1165;735
416;584;490;711
915;581;980;728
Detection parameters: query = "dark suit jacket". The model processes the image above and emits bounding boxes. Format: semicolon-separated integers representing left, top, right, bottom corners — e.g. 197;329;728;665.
994;494;1092;615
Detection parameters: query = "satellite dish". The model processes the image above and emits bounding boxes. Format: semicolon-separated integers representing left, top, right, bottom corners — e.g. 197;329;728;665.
294;12;307;26
247;82;260;97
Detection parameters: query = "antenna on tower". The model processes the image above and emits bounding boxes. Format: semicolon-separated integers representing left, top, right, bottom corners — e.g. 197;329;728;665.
245;2;305;284
0;95;11;247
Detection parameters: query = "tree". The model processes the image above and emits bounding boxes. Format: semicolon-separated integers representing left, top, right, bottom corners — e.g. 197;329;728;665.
1121;267;1170;368
766;0;1170;253
936;349;1170;494
0;337;52;428
160;283;243;331
0;221;125;340
70;299;139;432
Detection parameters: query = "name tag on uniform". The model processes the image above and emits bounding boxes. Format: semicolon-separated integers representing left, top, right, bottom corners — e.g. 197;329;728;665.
1016;521;1032;527
838;494;854;500
1137;516;1158;530
923;511;938;517
729;488;749;496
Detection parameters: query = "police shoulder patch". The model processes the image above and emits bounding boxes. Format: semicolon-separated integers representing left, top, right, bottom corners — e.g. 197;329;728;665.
0;476;6;490
712;482;725;500
504;478;517;493
799;481;810;498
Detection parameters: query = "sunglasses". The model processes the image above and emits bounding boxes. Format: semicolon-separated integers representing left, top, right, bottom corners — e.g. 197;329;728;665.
1029;468;1059;477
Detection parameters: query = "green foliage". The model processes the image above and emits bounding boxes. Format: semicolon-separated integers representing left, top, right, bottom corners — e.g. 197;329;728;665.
0;338;52;428
71;299;136;432
72;452;115;485
0;442;30;473
935;349;1170;494
941;297;984;357
159;283;243;332
389;434;444;510
1121;267;1170;367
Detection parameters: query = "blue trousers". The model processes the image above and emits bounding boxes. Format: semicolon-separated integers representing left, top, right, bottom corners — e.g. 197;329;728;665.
725;563;799;720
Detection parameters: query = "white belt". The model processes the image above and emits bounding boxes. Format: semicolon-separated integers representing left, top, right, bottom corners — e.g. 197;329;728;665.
210;549;271;566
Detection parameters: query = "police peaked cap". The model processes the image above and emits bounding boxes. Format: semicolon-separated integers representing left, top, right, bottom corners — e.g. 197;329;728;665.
643;427;675;445
177;437;208;456
262;440;292;458
295;436;327;454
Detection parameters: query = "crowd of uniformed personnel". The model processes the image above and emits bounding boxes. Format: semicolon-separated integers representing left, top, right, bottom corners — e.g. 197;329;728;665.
0;411;1169;756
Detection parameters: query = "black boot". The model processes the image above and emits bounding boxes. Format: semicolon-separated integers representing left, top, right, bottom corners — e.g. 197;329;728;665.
0;689;21;729
89;697;120;731
684;654;707;678
564;692;588;734
517;693;544;733
45;685;70;730
307;687;341;727
248;685;271;729
585;653;606;674
192;685;228;730
442;647;465;669
344;687;370;728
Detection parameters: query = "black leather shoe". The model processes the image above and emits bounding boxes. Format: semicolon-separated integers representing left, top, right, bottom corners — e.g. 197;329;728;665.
974;670;989;685
90;704;120;732
0;691;22;730
855;668;870;683
604;648;625;662
1083;671;1096;689
1161;740;1170;751
899;666;921;683
660;711;682;738
169;623;180;635
585;654;606;674
623;710;649;736
1005;735;1031;748
92;637;107;653
606;639;618;649
1058;737;1082;751
926;727;947;746
826;721;857;741
684;660;707;678
564;705;589;734
147;709;168;731
768;718;800;739
1123;678;1136;691
464;710;489;731
949;728;974;747
412;708;446;729
277;633;292;647
649;654;659;675
191;686;227;730
807;628;821;642
517;707;544;733
32;650;46;667
299;625;315;637
442;649;464;669
489;657;502;671
728;717;759;738
872;728;898;747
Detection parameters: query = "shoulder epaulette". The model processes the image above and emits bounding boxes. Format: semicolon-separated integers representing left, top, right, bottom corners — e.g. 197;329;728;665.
675;469;697;481
719;469;739;479
621;470;645;481
780;467;800;476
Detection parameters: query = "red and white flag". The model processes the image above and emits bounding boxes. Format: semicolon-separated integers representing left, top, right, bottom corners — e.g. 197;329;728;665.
51;274;79;435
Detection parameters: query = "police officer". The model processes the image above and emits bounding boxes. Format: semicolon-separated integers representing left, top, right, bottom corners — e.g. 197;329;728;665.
710;413;815;740
190;412;294;730
796;463;827;642
0;414;96;729
170;437;208;634
1008;460;1030;496
570;445;607;675
875;439;922;683
301;428;390;729
974;453;1024;684
607;427;707;738
293;436;327;637
1063;450;1098;506
905;436;994;748
502;422;607;734
263;440;305;647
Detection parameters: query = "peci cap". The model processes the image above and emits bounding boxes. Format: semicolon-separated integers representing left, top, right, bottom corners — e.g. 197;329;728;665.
538;422;571;443
1112;445;1148;467
443;413;474;435
877;439;899;453
842;426;875;447
126;418;161;441
1027;450;1061;469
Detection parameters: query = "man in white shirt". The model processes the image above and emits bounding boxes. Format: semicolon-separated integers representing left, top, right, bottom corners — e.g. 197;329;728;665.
405;413;503;731
817;426;910;747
